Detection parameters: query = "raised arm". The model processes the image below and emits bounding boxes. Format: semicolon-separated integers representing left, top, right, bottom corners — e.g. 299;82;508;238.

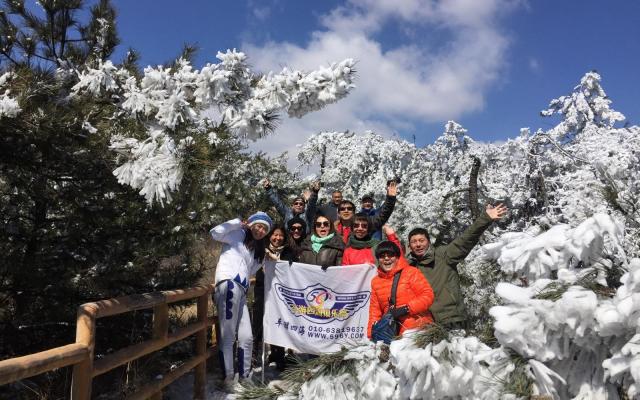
263;178;290;219
443;203;508;266
305;181;320;224
383;225;404;258
369;181;398;231
210;218;246;245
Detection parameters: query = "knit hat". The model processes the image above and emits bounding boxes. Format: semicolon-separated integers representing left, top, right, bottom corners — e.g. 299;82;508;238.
374;240;401;259
287;216;307;232
247;211;273;231
361;194;374;203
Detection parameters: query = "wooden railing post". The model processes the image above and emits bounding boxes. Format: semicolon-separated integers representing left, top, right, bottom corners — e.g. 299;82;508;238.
193;293;208;400
151;302;169;400
71;304;97;400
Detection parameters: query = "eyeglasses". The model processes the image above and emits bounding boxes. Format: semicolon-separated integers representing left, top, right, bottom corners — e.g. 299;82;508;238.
378;252;397;259
339;206;354;211
292;201;305;206
315;221;330;228
354;222;368;228
290;225;304;232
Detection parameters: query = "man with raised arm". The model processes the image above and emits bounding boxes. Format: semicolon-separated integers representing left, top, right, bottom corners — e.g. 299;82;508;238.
263;179;320;234
406;203;508;330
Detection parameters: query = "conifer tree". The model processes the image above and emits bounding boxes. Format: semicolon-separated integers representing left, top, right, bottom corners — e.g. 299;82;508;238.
0;1;339;397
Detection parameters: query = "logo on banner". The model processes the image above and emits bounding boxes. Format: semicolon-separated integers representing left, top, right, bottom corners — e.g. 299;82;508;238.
275;283;370;324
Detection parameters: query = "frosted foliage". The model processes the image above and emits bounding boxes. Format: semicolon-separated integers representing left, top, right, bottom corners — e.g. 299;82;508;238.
0;90;21;117
295;71;640;399
70;50;355;205
483;214;626;281
109;130;191;206
0;72;21;117
541;71;625;141
277;336;517;400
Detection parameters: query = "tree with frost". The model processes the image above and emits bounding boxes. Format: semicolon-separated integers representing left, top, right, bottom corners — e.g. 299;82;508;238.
0;1;355;398
264;71;640;399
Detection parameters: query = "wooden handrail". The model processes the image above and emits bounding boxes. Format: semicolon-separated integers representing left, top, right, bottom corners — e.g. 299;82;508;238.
0;284;217;400
0;343;89;386
92;318;215;377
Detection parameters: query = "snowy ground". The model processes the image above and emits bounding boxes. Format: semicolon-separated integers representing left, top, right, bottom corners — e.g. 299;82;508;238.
165;358;284;400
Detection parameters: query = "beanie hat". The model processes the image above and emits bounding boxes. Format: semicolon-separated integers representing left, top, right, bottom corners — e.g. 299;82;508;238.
361;194;374;203
287;216;307;232
374;240;401;259
247;211;273;231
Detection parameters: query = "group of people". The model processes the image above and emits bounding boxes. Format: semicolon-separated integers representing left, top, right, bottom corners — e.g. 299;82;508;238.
210;179;507;387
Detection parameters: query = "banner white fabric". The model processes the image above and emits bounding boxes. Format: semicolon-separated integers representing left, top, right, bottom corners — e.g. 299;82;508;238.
263;261;377;354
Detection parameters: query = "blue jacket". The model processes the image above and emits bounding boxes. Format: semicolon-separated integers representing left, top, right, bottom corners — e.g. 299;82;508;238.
267;187;318;234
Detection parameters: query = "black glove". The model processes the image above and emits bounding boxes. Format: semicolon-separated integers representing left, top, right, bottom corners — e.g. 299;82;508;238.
389;305;409;319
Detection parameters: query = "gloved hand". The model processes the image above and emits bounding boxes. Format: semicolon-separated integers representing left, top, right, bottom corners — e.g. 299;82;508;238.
389;305;409;319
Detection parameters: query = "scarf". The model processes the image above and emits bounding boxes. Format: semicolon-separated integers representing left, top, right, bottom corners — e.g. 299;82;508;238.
266;243;285;261
311;233;335;253
347;234;380;250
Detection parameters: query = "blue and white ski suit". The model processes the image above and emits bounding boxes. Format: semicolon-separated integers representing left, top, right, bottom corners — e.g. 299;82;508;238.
210;218;262;379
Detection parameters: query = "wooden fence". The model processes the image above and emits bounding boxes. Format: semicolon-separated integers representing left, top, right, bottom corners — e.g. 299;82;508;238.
0;285;217;399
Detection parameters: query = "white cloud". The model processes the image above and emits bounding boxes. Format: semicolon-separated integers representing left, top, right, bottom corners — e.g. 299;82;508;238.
529;57;540;72
244;0;521;165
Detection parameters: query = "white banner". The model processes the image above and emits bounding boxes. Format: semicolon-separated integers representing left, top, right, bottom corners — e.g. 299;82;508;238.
263;261;377;354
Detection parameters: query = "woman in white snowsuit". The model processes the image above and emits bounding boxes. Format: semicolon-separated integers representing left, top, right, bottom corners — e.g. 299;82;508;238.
210;212;273;383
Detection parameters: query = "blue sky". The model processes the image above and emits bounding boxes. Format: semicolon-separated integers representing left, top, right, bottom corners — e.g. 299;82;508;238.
112;0;639;157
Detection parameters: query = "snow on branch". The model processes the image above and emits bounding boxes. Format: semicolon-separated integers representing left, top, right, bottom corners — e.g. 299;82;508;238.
482;213;626;281
69;49;356;205
541;71;625;141
0;71;21;118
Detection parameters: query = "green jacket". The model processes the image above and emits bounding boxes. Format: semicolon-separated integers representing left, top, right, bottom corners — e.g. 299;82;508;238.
406;212;493;326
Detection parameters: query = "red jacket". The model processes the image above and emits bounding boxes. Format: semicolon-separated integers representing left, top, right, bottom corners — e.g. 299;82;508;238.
368;257;434;338
342;233;403;265
335;222;352;244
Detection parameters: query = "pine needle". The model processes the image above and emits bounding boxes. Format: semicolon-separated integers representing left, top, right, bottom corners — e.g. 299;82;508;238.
413;322;450;348
235;380;289;400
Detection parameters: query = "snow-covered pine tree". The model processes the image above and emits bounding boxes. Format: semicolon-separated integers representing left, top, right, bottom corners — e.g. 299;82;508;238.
0;1;355;397
285;71;640;399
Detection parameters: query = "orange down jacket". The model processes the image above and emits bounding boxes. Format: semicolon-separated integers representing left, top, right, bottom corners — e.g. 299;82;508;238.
367;257;434;338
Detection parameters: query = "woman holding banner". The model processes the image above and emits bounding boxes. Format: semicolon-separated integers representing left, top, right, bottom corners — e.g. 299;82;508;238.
210;212;272;389
298;214;345;269
368;241;434;343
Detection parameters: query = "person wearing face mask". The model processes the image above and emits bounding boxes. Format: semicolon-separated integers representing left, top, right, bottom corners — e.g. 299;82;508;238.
367;241;434;341
298;214;345;269
210;212;272;389
342;216;402;265
335;180;398;244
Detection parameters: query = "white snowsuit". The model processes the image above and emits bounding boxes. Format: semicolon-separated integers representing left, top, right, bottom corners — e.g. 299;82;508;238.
210;218;261;379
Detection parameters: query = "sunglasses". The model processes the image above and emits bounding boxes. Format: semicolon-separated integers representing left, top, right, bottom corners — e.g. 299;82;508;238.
315;221;330;228
290;225;304;232
354;222;368;228
292;201;305;206
339;206;354;211
378;252;397;259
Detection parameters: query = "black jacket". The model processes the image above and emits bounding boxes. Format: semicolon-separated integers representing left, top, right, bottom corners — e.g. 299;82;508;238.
298;234;345;269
